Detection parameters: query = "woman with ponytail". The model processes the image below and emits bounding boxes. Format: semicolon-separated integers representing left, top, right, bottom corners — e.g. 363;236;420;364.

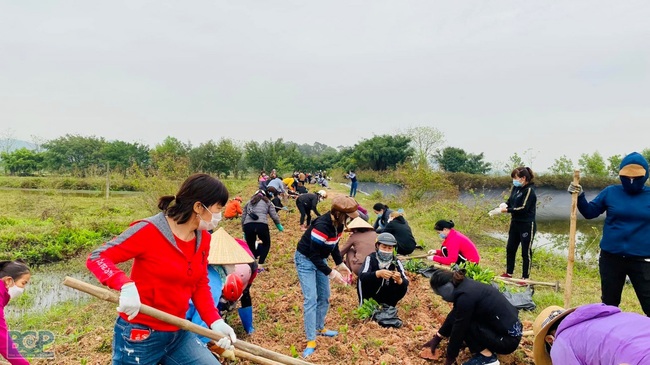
86;173;236;364
501;166;537;280
427;220;480;266
0;260;31;365
422;268;522;365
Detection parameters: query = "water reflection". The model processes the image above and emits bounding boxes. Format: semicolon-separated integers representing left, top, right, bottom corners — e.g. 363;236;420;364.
489;220;603;264
5;271;96;318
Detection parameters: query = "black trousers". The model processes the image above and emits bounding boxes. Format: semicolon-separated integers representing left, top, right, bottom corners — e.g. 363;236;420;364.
296;202;312;226
243;222;271;264
600;251;650;316
464;321;521;355
506;221;536;278
357;278;408;307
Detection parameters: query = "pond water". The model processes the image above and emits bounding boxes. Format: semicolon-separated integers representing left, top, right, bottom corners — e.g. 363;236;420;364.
345;181;606;263
5;268;96;319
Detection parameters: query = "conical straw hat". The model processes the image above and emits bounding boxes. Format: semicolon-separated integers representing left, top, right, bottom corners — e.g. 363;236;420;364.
345;217;373;231
208;227;254;265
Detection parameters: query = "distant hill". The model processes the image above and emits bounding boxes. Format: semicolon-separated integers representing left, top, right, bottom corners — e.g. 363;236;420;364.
0;139;37;153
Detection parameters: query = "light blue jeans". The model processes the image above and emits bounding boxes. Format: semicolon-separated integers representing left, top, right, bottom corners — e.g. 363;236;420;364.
112;317;220;365
294;251;331;341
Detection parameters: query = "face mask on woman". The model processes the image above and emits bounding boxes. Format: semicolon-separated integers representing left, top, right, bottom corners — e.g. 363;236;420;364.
6;279;25;299
438;232;447;239
377;251;393;261
198;205;222;231
513;179;523;187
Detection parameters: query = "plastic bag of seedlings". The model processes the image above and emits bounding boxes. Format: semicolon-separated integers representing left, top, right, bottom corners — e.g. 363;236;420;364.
494;283;537;311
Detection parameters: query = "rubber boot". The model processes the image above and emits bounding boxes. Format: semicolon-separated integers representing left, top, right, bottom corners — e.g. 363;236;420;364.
238;306;255;334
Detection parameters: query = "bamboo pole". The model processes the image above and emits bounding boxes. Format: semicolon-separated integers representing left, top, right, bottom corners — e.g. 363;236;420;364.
564;170;581;308
494;277;560;291
63;277;315;365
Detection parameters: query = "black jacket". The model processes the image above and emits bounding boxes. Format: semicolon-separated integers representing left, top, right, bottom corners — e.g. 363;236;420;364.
439;278;521;360
296;193;320;216
357;252;409;302
296;212;343;275
373;208;394;233
382;216;417;255
506;182;536;223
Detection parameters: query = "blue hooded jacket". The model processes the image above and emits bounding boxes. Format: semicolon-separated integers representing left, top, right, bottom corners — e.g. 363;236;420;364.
577;152;650;257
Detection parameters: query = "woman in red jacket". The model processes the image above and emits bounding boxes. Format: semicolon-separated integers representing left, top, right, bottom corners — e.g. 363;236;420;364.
87;173;236;365
427;220;480;266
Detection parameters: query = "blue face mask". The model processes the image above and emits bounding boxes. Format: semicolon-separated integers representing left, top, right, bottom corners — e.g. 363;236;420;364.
438;232;447;239
513;179;523;187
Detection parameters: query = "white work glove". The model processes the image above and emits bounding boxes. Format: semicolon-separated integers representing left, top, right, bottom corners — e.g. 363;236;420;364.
489;203;508;216
427;249;437;256
426;255;434;261
211;319;238;343
328;269;346;284
117;282;141;320
567;182;584;195
217;337;234;351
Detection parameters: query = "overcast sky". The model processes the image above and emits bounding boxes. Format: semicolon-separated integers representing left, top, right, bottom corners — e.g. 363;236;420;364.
1;1;649;172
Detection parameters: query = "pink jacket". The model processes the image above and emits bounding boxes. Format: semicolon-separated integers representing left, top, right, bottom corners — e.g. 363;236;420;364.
432;229;480;265
0;285;30;365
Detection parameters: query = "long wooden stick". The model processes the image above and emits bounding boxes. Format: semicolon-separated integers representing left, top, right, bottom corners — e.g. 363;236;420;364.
494;277;560;291
564;170;581;308
63;277;315;365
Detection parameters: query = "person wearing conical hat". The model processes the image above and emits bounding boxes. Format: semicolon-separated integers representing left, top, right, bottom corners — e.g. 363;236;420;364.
340;217;377;276
533;303;650;365
186;228;257;356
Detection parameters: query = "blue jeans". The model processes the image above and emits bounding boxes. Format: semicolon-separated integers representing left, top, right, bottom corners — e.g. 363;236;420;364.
294;251;331;341
350;181;358;197
112;317;220;365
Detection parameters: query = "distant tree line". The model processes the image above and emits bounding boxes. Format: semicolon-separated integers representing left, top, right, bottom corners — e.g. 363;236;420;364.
1;127;648;179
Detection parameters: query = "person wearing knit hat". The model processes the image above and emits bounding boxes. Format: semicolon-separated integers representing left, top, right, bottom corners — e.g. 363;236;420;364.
357;232;409;307
568;151;650;316
533;303;650;364
422;268;522;365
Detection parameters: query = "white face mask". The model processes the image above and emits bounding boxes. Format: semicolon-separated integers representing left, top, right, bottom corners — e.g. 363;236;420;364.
8;283;24;299
198;205;222;231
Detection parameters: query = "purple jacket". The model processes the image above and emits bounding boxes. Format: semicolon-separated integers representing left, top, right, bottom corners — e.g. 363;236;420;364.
551;303;650;365
0;285;30;364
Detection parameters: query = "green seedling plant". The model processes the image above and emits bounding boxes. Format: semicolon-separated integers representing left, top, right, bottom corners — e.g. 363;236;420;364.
403;258;427;273
353;298;380;320
459;261;495;284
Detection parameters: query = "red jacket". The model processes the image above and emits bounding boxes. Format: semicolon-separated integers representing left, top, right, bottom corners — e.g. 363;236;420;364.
86;213;220;331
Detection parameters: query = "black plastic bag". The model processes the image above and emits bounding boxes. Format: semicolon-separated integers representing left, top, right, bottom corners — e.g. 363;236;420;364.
494;283;537;311
417;266;438;278
372;304;403;328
